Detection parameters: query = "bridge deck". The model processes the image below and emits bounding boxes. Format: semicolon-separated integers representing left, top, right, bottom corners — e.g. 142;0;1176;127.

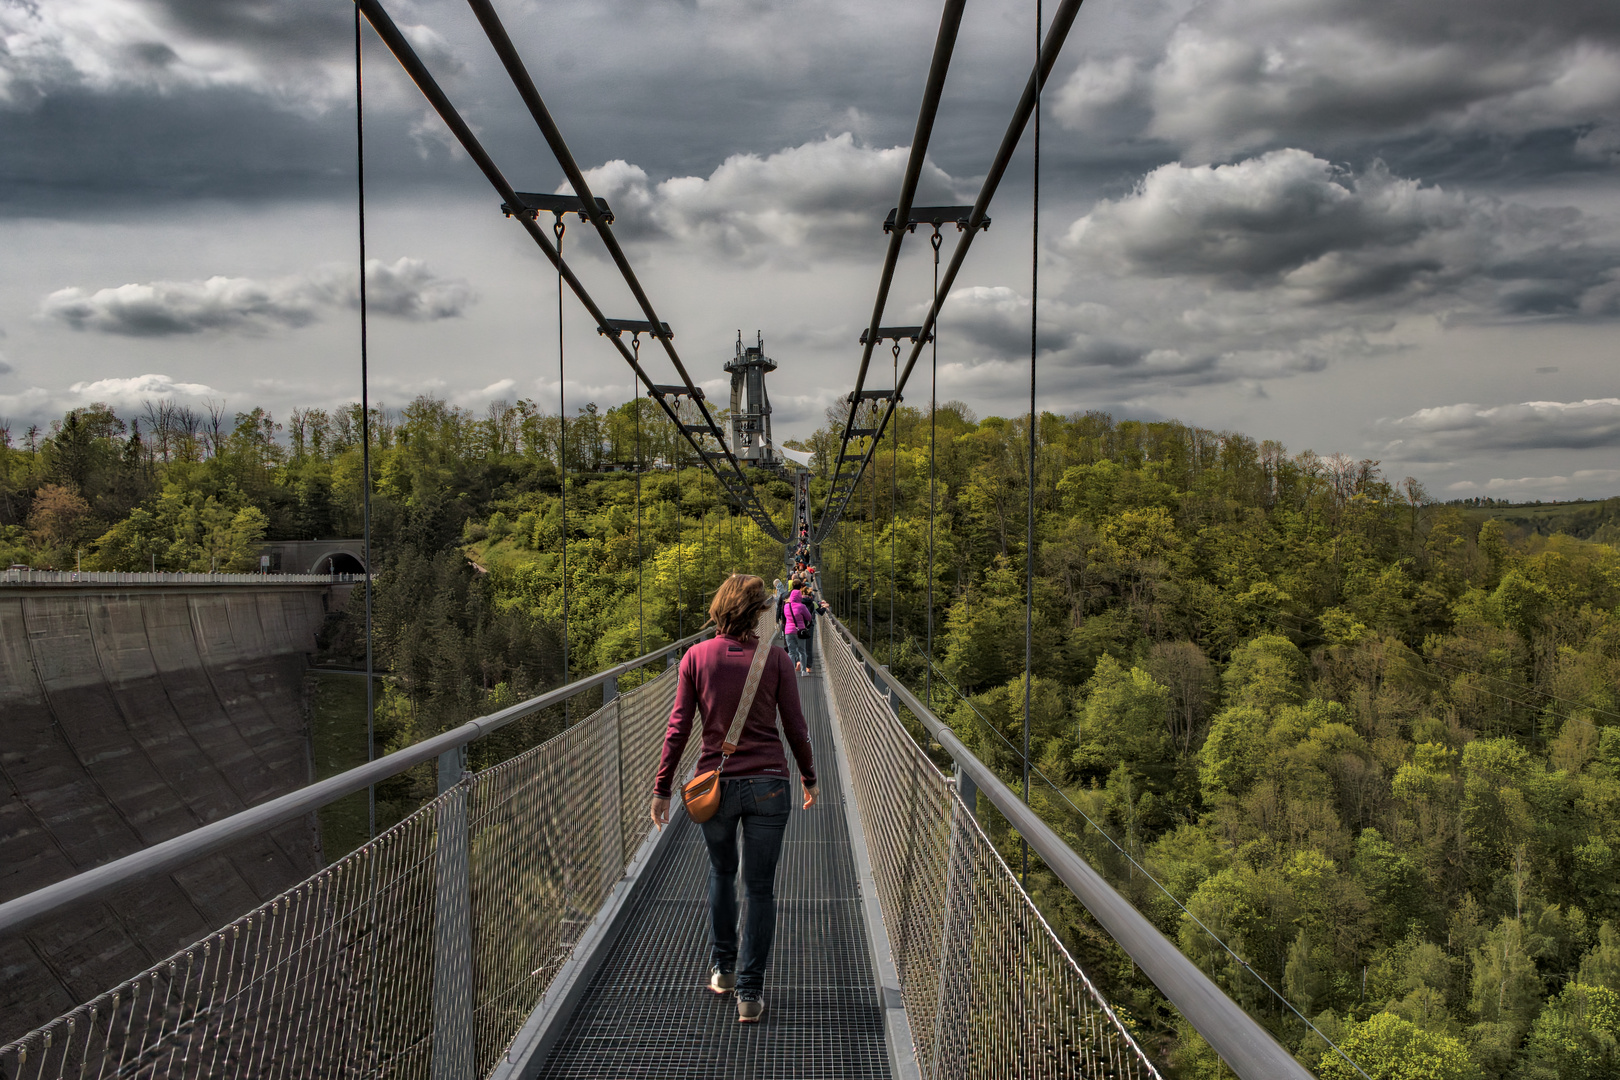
536;673;892;1079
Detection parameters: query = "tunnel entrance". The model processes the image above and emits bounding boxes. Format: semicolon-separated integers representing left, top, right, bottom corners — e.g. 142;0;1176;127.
321;552;366;575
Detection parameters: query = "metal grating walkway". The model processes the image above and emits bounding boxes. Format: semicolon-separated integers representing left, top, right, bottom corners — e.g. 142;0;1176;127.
536;672;892;1079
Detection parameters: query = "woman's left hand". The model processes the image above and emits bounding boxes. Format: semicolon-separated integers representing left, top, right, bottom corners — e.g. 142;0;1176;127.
650;796;671;830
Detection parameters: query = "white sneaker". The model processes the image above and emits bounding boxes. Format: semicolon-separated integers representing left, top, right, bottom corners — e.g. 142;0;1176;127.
737;995;764;1022
709;968;736;995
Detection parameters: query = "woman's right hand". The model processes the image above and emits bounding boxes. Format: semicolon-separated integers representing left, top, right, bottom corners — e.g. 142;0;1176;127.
802;781;819;809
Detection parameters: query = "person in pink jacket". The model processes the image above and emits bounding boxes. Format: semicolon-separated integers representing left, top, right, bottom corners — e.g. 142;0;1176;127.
782;587;813;673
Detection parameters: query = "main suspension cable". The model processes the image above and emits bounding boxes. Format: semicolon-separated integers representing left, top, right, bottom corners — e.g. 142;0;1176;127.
356;0;781;543
462;0;781;542
816;0;1089;540
824;0;968;528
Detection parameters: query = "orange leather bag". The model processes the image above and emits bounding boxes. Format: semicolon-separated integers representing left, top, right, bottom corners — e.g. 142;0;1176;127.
682;620;775;824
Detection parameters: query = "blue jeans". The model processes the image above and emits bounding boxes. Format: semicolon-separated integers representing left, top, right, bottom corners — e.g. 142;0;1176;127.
785;631;807;667
700;777;790;996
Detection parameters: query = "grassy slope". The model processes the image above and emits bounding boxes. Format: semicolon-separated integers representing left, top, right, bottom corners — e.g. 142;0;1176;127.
1457;496;1620;542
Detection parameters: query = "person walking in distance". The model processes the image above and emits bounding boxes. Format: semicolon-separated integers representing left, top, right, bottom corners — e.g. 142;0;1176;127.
798;582;827;676
772;577;789;635
650;574;818;1023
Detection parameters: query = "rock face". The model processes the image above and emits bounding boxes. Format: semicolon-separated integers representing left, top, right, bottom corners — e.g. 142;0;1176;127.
0;585;330;1045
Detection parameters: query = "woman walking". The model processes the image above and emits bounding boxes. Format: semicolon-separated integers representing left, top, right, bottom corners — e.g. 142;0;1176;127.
782;584;813;674
650;574;818;1023
798;582;827;675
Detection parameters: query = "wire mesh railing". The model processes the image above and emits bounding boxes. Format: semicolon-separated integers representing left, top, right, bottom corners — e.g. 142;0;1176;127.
0;665;689;1080
819;619;1161;1080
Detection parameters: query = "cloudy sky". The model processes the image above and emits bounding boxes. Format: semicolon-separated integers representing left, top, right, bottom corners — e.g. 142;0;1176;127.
3;0;1618;500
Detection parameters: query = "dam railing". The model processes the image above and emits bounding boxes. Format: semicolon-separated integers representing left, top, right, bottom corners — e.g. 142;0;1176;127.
0;569;368;586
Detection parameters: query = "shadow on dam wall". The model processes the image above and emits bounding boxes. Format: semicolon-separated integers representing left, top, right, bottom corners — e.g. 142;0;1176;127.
0;585;334;1044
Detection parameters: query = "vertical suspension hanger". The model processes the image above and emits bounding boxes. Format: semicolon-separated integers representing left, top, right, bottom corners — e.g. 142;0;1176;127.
675;400;683;639
554;210;571;719
890;339;900;666
868;400;877;648
354;3;377;840
1021;0;1043;886
631;332;645;656
926;224;943;709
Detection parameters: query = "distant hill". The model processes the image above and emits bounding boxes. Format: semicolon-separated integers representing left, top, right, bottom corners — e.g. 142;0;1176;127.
1450;496;1620;545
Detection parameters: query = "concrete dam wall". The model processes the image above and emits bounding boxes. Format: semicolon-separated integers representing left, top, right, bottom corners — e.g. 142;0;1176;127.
0;585;333;1043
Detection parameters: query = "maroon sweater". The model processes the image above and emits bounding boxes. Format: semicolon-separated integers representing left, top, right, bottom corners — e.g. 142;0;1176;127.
652;633;816;798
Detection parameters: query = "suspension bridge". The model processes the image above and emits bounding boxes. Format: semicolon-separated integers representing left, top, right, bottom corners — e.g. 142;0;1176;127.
0;0;1333;1077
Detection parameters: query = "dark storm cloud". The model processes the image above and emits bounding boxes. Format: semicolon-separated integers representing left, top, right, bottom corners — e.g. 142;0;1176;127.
1063;150;1620;315
38;257;473;336
1054;0;1620;165
0;0;1006;217
927;283;1338;398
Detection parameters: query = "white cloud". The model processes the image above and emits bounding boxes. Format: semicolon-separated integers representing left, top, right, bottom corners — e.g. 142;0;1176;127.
1447;470;1620;497
571;134;967;264
41;275;325;336
1383;399;1620;458
0;373;223;429
0;0;359;109
38;257;474;336
352;258;476;321
1053;0;1620;159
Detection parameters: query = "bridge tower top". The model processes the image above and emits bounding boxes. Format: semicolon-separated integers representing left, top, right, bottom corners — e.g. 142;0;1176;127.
724;330;781;469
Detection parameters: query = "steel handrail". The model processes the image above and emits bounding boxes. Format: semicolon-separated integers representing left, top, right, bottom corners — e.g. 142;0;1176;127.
0;628;711;937
825;614;1314;1080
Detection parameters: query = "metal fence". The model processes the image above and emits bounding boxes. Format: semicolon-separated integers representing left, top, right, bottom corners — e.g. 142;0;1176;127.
820;620;1161;1080
0;666;688;1080
0;569;366;586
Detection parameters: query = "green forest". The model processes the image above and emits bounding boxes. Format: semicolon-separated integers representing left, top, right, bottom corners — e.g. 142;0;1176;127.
6;394;1620;1080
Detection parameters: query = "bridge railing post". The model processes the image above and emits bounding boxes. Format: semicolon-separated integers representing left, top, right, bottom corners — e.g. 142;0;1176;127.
954;765;977;823
601;696;624;887
431;745;474;1080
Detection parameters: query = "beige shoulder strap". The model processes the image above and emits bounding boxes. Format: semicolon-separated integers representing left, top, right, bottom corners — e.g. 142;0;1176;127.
720;609;777;757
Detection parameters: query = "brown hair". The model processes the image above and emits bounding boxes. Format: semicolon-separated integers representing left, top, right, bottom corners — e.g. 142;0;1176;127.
709;574;769;638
